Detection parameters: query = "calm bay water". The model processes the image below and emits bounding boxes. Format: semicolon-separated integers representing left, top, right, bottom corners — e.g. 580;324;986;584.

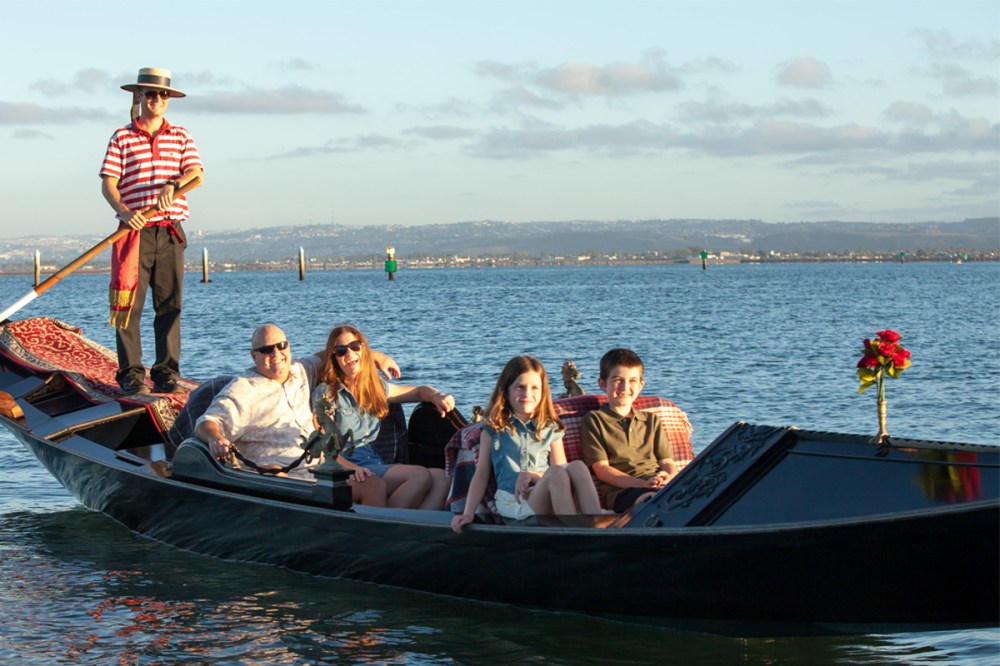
1;262;998;664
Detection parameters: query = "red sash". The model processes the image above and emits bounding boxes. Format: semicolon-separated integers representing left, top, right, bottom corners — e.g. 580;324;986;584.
108;220;182;329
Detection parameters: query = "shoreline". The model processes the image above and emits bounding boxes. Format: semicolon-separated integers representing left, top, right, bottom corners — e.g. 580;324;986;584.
1;253;996;276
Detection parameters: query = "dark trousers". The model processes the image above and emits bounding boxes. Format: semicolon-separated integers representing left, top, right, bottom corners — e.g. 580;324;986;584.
115;225;186;387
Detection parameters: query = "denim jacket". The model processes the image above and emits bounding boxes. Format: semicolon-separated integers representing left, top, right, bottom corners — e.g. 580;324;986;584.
486;417;562;494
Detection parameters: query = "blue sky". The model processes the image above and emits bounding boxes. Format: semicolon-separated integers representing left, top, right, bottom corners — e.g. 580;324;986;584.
2;0;997;239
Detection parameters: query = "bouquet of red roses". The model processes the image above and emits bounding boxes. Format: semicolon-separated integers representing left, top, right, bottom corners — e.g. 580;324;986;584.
857;329;912;400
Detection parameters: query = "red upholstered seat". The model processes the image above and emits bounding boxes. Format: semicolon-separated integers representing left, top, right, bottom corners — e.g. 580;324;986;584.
0;317;197;435
445;394;694;515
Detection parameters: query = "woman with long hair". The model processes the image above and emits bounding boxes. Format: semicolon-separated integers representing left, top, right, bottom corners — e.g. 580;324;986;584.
314;324;453;509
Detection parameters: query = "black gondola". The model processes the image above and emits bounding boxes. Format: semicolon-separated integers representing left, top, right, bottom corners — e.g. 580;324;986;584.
0;317;996;635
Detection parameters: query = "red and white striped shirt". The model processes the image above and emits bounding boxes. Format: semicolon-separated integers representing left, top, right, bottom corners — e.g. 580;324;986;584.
99;119;203;223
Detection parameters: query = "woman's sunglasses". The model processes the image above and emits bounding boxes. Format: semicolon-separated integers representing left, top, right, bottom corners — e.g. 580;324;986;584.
334;340;363;356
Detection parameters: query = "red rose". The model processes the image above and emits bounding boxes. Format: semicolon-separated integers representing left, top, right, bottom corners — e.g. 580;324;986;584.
878;341;896;357
857;354;879;369
876;329;901;343
891;348;910;366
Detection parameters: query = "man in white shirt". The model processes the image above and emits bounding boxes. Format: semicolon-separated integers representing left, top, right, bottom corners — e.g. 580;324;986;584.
195;324;393;505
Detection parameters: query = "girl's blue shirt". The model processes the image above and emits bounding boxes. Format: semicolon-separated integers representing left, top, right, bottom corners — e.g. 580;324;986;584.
485;416;563;494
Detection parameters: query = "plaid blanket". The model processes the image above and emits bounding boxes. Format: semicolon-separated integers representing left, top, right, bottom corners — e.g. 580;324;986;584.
0;317;197;435
445;394;695;515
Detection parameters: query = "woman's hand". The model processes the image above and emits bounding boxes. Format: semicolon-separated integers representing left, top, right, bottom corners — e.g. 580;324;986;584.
430;389;455;416
351;466;375;483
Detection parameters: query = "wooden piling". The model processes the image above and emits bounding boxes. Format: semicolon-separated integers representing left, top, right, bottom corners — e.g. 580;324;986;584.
34;250;40;287
299;247;306;281
201;248;211;283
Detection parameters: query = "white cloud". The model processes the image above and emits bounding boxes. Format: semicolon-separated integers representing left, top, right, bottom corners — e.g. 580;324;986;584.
0;101;112;124
912;29;1000;61
883;101;936;124
12;128;53;140
403;125;477;140
678;97;833;123
777;57;833;88
535;55;682;96
185;86;365;114
268;133;411;159
475;51;683;99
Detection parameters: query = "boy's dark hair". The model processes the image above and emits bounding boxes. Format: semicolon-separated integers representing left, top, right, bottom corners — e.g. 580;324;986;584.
599;348;644;381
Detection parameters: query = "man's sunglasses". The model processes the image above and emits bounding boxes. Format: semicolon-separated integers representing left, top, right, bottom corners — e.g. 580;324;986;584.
253;340;289;355
334;341;363;356
143;89;172;100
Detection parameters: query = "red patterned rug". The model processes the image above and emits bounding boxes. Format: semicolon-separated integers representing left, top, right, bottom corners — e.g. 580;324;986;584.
0;317;197;434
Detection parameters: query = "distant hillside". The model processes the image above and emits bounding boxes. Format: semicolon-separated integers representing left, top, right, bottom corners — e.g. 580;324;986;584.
2;217;997;268
192;217;999;259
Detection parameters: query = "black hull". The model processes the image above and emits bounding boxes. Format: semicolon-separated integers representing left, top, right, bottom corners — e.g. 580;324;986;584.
9;424;998;633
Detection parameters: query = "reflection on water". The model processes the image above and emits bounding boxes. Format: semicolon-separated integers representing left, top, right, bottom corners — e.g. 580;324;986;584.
1;508;996;665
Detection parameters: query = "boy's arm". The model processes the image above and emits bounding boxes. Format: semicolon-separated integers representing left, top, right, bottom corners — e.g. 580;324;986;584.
648;413;677;486
591;460;652;489
649;458;678;488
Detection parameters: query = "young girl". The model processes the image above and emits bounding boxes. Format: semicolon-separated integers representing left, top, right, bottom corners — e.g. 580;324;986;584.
313;324;454;510
451;356;603;533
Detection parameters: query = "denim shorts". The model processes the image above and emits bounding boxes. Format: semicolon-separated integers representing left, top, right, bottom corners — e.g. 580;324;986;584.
344;444;392;478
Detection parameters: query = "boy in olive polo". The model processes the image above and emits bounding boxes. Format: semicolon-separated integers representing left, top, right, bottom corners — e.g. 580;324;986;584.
580;349;678;513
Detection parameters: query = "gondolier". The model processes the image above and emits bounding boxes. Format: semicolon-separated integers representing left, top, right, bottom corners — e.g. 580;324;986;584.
100;67;204;395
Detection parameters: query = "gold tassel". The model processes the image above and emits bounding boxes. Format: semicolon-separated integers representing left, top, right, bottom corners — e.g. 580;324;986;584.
109;288;135;329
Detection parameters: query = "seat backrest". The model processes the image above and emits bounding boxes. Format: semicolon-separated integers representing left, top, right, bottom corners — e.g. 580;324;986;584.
554;394;695;465
370;402;408;464
166;375;235;448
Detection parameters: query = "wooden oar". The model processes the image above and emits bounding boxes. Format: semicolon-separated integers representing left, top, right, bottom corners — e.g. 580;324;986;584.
0;176;203;323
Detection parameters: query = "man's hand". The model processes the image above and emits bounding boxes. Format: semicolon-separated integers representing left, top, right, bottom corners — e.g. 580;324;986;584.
373;352;401;380
208;435;232;462
156;182;175;211
123;209;148;230
431;390;455;416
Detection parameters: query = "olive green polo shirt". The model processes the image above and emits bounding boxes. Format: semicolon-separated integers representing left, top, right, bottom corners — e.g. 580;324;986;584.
580;403;672;507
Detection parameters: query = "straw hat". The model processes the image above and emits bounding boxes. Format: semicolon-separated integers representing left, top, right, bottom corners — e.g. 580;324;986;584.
121;67;186;98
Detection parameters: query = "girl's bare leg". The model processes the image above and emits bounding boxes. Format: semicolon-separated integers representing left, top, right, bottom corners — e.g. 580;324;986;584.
417;467;450;510
383;464;432;509
350;475;388;507
528;466;577;515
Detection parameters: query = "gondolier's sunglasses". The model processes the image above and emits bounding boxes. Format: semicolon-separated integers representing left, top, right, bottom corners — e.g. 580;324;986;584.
334;341;363;356
253;340;289;355
143;90;171;99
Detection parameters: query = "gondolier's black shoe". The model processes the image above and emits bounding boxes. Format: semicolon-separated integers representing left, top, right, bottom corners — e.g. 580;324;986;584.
121;380;150;396
153;377;182;394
